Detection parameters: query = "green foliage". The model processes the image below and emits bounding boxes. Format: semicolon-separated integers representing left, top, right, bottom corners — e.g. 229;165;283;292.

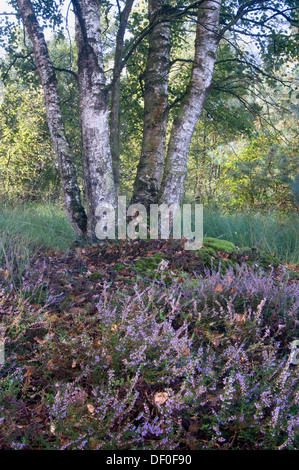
0;81;60;202
47;34;83;185
217;133;297;210
186;60;298;212
0;1;298;212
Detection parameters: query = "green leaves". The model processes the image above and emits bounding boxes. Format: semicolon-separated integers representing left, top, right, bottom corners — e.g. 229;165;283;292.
0;81;59;201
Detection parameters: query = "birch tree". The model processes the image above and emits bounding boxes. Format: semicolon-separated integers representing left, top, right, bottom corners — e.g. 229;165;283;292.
158;0;221;205
16;0;87;236
131;0;171;208
72;0;117;236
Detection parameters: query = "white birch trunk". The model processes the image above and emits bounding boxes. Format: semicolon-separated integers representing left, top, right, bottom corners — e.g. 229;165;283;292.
73;0;117;237
159;0;221;206
17;0;87;236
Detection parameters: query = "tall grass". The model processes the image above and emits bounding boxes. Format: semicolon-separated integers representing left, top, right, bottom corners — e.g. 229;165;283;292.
203;207;299;265
0;203;79;284
0;202;78;253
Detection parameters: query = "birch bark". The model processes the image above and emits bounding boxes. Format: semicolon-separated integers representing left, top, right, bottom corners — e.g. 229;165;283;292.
73;0;117;237
131;0;171;208
16;0;87;236
159;0;221;206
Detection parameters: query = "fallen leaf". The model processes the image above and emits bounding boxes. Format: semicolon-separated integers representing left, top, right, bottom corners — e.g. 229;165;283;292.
89;437;101;449
154;392;169;406
24;365;36;378
158;259;169;271
69;307;86;314
34;336;47;345
236;314;246;323
46;359;55;371
93;337;101;349
107;355;112;365
71;391;87;405
215;284;223;293
87;403;95;414
211;333;223;347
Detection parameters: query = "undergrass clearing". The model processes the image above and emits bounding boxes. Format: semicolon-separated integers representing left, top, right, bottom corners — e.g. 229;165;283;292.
0;202;298;265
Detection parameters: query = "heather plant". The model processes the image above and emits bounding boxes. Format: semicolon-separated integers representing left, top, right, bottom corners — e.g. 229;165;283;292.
180;264;298;342
0;263;297;450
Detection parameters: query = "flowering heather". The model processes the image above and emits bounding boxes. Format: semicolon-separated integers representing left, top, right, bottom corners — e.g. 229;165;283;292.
0;252;298;449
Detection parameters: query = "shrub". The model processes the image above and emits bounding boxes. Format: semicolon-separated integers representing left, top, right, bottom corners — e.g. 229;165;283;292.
0;263;297;450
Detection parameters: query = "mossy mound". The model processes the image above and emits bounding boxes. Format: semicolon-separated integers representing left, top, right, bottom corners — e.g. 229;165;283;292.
133;254;164;274
203;237;238;254
111;238;297;282
88;271;103;280
201;238;285;272
255;251;281;269
196;247;235;275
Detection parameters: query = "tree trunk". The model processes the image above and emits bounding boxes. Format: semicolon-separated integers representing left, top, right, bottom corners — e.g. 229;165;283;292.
110;0;135;194
73;0;117;237
159;0;221;206
16;0;87;237
110;74;121;194
131;0;171;208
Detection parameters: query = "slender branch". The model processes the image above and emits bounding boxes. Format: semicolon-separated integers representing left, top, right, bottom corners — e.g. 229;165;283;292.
215;58;294;87
53;66;78;80
0;12;19;16
107;0;135;92
120;0;207;77
170;58;196;68
220;0;265;37
1;52;34;81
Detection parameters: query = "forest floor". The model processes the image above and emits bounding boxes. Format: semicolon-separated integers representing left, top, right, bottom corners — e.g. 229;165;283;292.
0;210;298;450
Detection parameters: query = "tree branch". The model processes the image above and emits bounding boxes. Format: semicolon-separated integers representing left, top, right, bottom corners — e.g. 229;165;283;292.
1;52;34;82
53;66;78;80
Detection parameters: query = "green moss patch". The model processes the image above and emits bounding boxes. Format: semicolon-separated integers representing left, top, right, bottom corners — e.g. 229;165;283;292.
203;237;238;254
88;271;103;280
124;238;296;280
133;254;164;273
